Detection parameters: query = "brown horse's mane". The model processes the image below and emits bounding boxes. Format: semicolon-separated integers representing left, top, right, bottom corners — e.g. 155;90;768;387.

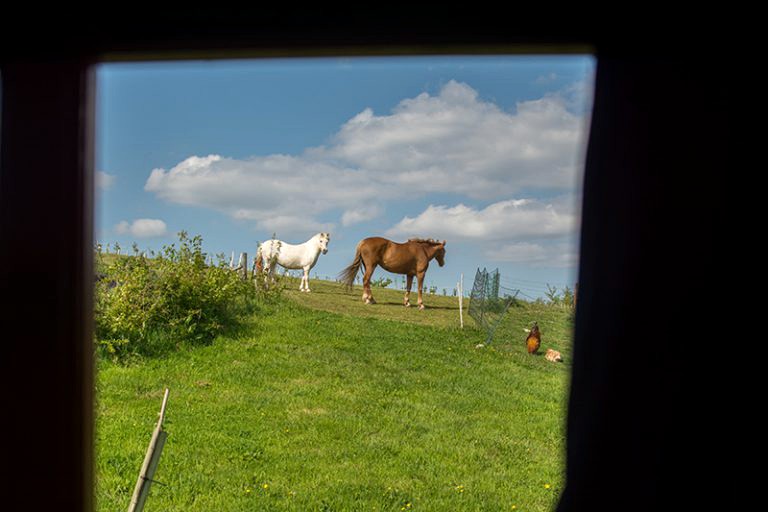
407;238;442;245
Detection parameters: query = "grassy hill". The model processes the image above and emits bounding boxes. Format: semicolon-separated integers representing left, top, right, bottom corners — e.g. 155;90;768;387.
284;279;574;359
96;278;573;511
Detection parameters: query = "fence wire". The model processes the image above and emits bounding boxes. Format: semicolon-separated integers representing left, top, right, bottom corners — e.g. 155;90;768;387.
468;268;519;344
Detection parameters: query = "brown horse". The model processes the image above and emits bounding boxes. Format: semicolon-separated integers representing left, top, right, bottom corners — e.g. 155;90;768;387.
339;237;446;310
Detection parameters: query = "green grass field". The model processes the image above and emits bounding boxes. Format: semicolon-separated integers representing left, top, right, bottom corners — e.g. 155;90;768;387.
96;278;573;511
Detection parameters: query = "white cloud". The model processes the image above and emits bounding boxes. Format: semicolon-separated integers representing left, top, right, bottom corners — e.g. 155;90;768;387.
242;213;334;237
385;198;577;241
144;80;590;231
114;218;168;238
385;197;580;268
560;78;595;115
96;171;116;190
535;72;558;84
484;242;578;268
341;204;383;226
146;154;371;235
318;80;586;198
487;242;547;262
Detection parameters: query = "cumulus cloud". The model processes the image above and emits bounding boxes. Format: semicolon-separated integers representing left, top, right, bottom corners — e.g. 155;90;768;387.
487;242;547;262
114;218;168;238
318;80;585;197
145;154;371;234
385;198;577;241
247;214;334;236
535;72;558;85
96;171;116;190
384;197;580;267
484;241;578;268
341;204;383;226
144;80;589;232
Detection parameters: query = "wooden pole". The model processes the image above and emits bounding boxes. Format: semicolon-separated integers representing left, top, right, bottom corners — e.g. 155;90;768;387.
238;252;248;280
459;273;464;329
128;388;170;512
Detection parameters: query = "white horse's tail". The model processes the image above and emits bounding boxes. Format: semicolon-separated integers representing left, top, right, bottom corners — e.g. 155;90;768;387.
255;244;264;274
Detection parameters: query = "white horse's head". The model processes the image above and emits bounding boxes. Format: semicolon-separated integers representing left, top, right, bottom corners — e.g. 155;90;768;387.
317;232;330;254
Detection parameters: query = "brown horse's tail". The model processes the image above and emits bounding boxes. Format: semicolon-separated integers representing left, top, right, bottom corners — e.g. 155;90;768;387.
338;242;363;291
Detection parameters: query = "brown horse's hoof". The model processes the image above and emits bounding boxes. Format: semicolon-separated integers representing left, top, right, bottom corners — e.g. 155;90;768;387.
364;297;376;305
404;302;411;307
418;304;425;311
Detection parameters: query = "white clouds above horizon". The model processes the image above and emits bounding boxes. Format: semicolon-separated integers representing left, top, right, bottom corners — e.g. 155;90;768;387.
384;198;578;267
385;198;577;241
114;218;168;238
341;204;383;226
535;72;558;85
145;80;588;234
484;241;578;268
315;80;585;197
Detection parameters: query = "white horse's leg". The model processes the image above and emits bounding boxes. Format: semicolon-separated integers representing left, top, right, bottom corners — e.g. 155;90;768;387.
303;267;311;292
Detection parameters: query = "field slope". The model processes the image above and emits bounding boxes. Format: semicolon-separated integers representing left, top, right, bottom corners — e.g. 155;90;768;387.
96;279;572;511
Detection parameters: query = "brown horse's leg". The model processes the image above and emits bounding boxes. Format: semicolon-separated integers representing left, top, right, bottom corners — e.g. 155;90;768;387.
416;271;425;310
404;274;413;307
362;263;377;304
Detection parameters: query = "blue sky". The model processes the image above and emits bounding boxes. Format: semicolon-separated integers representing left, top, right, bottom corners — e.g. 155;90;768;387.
96;55;594;298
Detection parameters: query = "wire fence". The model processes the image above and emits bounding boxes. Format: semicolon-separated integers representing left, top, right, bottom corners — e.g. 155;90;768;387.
468;268;519;344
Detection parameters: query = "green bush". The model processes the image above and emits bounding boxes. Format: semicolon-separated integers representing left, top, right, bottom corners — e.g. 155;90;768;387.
544;284;574;308
95;232;260;360
371;276;393;288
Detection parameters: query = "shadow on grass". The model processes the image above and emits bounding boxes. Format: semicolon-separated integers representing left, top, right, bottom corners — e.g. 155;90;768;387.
368;302;457;311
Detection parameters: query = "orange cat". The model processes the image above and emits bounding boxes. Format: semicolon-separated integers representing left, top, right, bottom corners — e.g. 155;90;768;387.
545;349;563;362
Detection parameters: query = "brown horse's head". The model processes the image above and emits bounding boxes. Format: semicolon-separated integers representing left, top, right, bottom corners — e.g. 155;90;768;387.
435;240;446;267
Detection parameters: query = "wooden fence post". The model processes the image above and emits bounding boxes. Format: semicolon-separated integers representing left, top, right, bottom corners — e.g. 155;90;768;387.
238;252;248;280
458;273;464;329
128;388;170;512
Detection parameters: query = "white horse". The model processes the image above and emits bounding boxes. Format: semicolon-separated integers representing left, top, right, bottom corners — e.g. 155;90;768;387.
255;233;330;292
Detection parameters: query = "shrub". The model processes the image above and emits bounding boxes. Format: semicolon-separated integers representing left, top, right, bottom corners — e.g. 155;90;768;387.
95;232;259;360
371;276;393;288
544;284;574;308
252;267;288;305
